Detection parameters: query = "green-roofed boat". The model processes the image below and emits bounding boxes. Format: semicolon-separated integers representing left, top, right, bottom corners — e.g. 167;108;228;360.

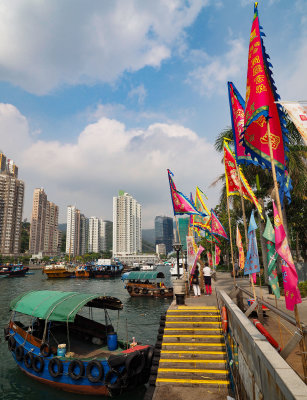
121;271;173;298
4;290;154;397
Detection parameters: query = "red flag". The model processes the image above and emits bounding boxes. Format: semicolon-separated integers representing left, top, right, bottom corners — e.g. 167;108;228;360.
211;209;228;240
167;170;201;216
207;252;213;267
243;3;291;204
215;245;221;266
236;226;245;270
273;202;301;310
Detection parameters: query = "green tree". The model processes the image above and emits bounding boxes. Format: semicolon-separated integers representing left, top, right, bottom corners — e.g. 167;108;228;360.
214;119;307;262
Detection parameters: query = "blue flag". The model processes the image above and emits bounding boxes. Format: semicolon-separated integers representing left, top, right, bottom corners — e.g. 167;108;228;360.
244;211;260;275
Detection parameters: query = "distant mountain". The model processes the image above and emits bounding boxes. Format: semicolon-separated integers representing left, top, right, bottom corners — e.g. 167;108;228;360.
142;229;155;245
58;223;67;233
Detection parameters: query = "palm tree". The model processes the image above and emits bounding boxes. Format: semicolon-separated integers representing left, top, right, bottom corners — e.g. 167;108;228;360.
213;119;307;263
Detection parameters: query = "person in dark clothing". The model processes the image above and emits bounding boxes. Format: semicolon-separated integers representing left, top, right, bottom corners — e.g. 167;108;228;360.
192;265;201;297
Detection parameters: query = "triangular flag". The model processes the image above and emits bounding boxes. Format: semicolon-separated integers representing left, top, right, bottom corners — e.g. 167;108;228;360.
273;202;301;310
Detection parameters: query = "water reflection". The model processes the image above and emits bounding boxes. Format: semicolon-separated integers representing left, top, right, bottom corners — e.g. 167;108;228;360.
0;270;171;400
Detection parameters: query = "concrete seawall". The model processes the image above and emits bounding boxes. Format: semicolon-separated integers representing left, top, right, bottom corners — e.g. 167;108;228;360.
217;289;307;400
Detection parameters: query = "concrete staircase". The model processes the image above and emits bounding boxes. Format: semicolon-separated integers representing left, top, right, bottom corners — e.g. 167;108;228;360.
155;306;230;392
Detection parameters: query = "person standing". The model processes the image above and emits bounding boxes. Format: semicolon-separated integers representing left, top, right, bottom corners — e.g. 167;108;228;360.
191;265;201;297
203;262;212;295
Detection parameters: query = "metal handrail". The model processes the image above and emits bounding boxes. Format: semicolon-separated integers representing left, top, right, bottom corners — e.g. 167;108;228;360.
235;285;307;332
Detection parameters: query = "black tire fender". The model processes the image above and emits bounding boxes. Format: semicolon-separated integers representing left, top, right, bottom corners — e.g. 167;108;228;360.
15;345;24;361
32;356;45;373
142;288;148;294
125;351;145;377
48;358;63;377
68;359;84;380
146;346;154;368
40;342;50;357
86;360;104;383
134;287;140;294
24;352;34;369
8;336;16;351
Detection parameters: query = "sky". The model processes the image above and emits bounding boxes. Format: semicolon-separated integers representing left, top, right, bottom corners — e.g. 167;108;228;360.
0;0;305;228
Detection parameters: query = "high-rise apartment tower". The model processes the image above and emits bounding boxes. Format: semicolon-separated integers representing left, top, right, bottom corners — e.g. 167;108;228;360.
155;216;174;255
113;191;141;256
0;153;24;255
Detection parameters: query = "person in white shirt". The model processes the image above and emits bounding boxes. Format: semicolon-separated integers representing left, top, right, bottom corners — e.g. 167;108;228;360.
203;262;212;295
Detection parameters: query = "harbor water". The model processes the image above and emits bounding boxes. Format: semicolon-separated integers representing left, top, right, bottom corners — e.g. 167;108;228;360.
0;269;172;400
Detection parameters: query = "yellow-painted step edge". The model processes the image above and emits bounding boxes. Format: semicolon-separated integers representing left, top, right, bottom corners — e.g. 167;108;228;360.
159;359;227;363
166;315;220;318
163;334;223;338
156;378;230;385
162;342;225;347
158;368;228;374
170;307;218;311
166;321;221;325
164;328;221;331
161;350;226;355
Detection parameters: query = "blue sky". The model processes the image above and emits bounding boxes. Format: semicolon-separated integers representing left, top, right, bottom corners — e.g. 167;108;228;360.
0;0;305;227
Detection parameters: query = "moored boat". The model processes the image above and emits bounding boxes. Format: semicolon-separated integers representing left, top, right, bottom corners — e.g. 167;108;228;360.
0;264;29;277
75;264;94;278
5;290;154;397
122;271;173;298
43;262;74;278
91;259;124;279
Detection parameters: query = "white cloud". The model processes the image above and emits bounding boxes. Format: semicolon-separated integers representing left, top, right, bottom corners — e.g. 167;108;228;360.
0;103;223;227
0;0;207;95
128;84;147;105
186;38;246;96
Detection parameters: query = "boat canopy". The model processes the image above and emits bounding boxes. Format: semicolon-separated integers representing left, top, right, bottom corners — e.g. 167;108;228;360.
122;271;165;281
10;290;123;322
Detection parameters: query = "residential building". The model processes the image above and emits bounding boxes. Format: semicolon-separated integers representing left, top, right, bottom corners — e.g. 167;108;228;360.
66;206;88;257
88;217;100;253
29;188;60;257
156;243;166;257
154;216;173;254
0;154;24;255
113;191;141;256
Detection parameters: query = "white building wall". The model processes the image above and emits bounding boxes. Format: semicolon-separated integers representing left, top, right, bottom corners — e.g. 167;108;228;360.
112;192;142;257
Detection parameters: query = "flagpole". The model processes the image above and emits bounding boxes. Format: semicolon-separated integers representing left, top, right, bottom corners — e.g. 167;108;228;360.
266;118;307;383
236;165;249;248
226;194;236;285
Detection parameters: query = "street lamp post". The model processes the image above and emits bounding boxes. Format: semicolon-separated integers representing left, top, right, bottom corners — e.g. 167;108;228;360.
173;242;183;279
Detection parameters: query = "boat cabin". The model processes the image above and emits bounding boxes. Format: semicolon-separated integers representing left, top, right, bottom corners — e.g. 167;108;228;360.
5;290;153;396
122;271;173;298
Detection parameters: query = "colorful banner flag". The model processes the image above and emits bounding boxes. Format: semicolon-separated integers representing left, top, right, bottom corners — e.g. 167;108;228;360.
167;170;202;216
243;3;291;204
192;187;211;229
236;225;245;270
186;236;196;268
273;202;301;310
190;245;205;283
211;209;228;240
192;225;221;244
263;216;280;298
207;251;213;267
215;245;221;266
276;101;307;144
244;211;260;276
228;81;253;164
224;141;263;218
